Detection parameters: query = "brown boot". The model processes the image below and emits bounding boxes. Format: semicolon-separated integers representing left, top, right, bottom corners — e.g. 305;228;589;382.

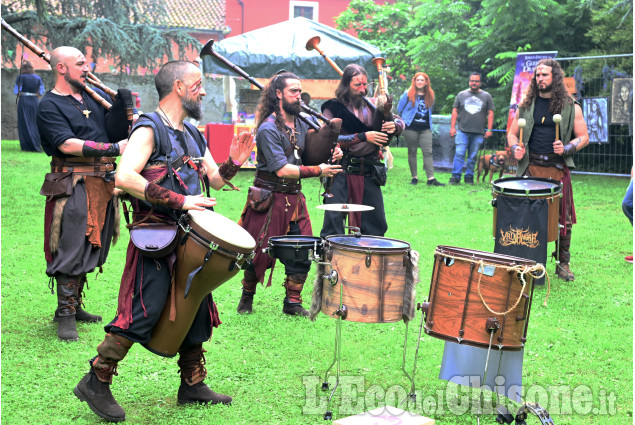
555;226;574;281
55;275;79;341
237;270;258;314
177;344;232;405
74;333;133;422
282;274;309;317
556;263;575;281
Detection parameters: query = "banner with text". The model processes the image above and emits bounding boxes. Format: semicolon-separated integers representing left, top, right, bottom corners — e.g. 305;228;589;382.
506;51;558;133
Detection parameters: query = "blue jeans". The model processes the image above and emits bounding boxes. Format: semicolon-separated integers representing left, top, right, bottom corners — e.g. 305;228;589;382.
452;130;483;179
623;180;633;225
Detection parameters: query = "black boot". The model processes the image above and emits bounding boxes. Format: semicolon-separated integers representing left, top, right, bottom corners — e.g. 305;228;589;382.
55;275;79;341
74;333;133;422
177;344;232;405
54;275;102;323
76;275;103;322
237;270;258;314
74;367;126;422
282;274;309;317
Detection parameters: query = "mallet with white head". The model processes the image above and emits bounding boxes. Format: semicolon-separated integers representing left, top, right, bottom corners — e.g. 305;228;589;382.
517;118;526;148
552;114;562;142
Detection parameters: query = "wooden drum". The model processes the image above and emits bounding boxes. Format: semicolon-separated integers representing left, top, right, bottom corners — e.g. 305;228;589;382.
421;246;537;351
320;235;415;323
492;177;562;242
144;210;255;357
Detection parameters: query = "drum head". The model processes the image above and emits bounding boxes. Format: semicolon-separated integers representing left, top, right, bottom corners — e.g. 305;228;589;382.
326;235;410;251
492;176;561;196
188;210;255;251
268;235;322;246
436;245;536;267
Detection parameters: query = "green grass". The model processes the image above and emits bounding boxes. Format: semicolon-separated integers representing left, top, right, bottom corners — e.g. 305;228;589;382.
1;140;632;424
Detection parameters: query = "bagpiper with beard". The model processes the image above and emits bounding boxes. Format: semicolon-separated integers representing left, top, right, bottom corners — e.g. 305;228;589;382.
320;64;404;238
73;60;255;422
37;46;128;341
236;72;342;317
508;58;589;281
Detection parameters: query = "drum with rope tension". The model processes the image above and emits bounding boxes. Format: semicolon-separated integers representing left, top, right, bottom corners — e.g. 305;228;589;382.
420;246;544;351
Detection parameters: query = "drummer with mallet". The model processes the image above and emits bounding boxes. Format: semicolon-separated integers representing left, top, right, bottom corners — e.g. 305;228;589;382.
507;58;588;281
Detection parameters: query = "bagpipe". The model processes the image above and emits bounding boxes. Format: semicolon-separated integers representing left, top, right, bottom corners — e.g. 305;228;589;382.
305;35;395;142
1;18;134;144
199;39;341;167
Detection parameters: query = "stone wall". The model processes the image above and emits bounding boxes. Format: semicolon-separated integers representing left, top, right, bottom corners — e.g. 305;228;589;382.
1;68;251;140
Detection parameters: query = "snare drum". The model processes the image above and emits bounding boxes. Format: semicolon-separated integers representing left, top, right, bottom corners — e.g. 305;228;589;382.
320;235;415;323
145;210;256;357
492;177;562;242
422;246;536;351
265;235;323;261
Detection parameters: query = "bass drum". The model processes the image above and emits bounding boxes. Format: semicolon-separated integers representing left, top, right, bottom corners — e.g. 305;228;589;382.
492;177;562;242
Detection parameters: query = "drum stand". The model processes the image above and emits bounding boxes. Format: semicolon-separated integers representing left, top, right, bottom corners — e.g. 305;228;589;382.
319;264;345;421
318;263;416;420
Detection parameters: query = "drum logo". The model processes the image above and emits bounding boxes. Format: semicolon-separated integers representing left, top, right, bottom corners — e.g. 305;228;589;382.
498;225;539;248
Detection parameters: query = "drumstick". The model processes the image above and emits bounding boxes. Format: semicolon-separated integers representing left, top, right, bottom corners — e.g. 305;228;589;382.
552;114;562;142
517;118;526;148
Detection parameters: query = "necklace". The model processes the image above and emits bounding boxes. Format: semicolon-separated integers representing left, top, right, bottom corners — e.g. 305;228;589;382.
158;106;175;129
284;119;300;160
54;87;91;118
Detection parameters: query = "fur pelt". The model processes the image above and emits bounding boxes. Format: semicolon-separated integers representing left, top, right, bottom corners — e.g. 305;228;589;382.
402;249;419;323
49;175;84;255
49;175;121;254
308;263;326;322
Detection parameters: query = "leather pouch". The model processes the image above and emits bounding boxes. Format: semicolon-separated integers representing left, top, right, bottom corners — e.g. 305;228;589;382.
247;186;274;212
371;164;387;186
40;172;73;198
130;223;178;258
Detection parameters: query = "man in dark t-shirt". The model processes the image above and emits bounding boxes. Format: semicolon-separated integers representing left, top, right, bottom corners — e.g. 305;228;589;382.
37;46;128;341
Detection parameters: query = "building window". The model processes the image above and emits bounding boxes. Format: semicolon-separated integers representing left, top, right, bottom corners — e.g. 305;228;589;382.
289;1;318;21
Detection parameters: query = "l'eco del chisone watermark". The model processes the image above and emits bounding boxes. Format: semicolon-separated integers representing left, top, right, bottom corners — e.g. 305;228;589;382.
301;375;617;417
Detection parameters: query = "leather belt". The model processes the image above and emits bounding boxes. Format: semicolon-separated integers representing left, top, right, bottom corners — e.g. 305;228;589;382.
529;152;564;168
254;170;301;193
341;155;382;175
51;157;116;175
52;156;116;164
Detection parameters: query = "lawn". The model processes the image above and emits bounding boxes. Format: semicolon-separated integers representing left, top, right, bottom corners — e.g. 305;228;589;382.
1;140;632;424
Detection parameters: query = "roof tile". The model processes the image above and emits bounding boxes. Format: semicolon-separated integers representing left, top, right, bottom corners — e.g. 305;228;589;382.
162;0;225;31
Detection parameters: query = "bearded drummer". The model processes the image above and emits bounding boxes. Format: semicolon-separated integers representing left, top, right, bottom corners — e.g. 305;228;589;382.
507;59;589;281
237;72;342;317
74;60;255;422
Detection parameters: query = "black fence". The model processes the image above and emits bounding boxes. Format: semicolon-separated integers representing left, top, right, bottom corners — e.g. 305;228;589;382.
424;55;634;176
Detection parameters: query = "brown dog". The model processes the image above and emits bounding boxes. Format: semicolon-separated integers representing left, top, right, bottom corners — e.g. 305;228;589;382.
477;150;509;183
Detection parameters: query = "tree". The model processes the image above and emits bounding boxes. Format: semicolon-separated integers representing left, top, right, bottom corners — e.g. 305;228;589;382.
336;0;630;130
1;0;199;72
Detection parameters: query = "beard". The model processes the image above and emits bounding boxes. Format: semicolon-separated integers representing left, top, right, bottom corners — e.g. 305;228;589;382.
282;97;302;115
538;83;552;93
348;89;366;109
65;72;86;90
182;95;203;120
